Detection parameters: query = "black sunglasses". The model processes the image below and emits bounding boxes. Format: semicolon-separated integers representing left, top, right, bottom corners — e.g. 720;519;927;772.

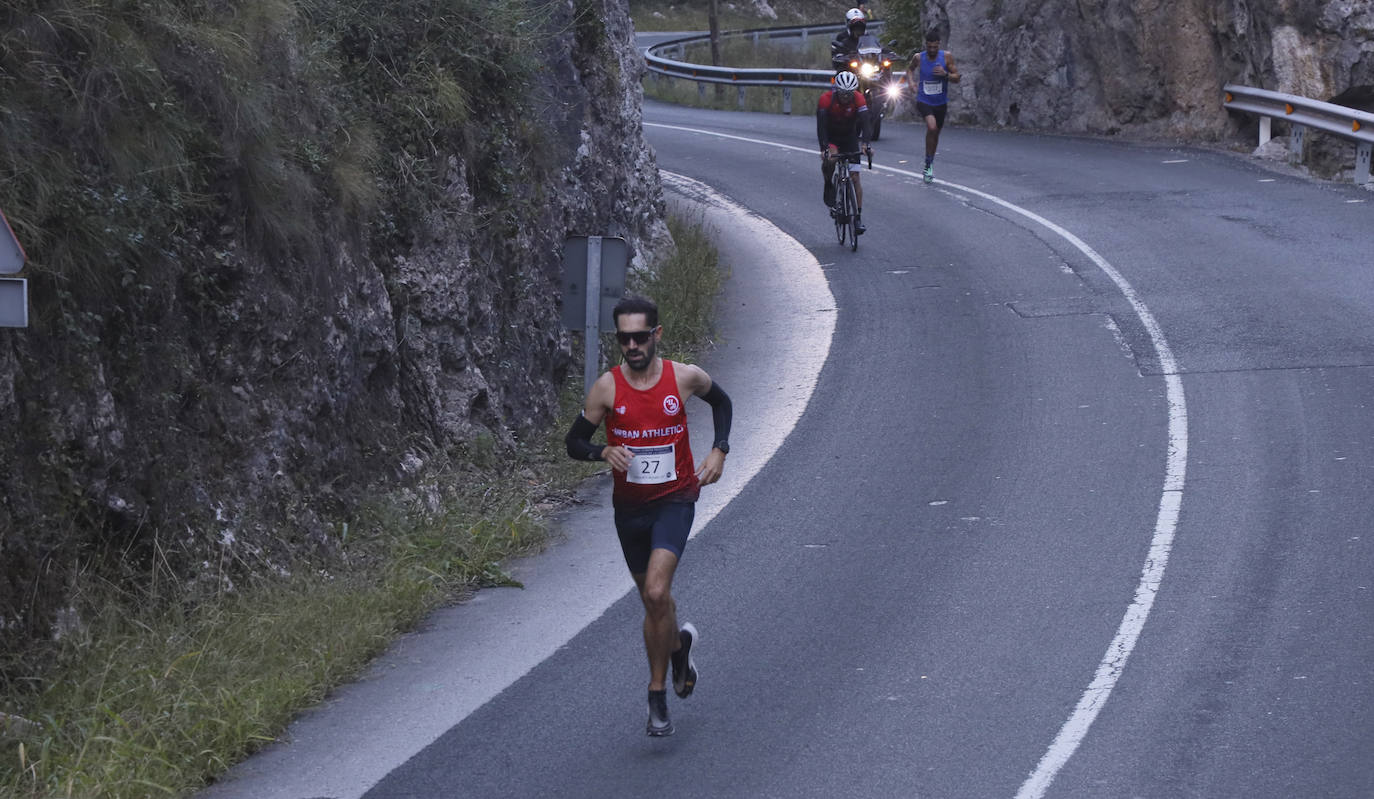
615;328;656;346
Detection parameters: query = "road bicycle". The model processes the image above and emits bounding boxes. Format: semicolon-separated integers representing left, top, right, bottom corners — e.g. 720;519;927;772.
828;150;871;251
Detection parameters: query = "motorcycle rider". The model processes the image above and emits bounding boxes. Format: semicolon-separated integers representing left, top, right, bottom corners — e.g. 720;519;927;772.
830;8;869;73
817;71;873;234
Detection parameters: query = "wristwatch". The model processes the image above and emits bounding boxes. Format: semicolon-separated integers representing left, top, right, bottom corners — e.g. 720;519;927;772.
713;440;730;455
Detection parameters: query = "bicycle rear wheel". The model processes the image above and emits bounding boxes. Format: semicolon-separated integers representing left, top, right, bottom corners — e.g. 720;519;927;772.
844;177;859;252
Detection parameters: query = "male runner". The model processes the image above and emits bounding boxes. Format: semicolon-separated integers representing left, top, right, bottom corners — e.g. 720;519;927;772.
565;295;733;737
908;28;960;183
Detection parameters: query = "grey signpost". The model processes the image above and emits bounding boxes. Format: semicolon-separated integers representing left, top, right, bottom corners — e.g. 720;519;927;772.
561;235;629;396
0;208;27;328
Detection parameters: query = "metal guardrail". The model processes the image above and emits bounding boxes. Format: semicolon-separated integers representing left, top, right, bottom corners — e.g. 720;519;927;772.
643;22;906;114
1224;83;1374;184
646;36;1374;185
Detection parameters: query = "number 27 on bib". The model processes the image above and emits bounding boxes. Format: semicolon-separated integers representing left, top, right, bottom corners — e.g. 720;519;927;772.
627;444;676;484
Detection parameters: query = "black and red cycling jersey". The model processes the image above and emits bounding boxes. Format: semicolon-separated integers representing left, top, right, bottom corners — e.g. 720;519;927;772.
816;90;872;150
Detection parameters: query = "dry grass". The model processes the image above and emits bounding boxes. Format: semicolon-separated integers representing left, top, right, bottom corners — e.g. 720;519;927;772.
0;212;722;797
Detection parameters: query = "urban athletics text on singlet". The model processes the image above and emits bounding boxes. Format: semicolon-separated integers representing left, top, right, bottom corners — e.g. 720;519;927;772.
606;360;701;508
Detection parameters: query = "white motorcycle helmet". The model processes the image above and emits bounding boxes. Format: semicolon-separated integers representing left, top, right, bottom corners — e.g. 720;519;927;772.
845;7;867;35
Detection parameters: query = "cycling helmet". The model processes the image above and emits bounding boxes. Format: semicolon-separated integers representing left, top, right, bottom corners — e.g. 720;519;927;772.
834;71;860;92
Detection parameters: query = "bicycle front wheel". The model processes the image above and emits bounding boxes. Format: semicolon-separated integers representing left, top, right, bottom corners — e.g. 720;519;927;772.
833;175;847;245
844;177;859;252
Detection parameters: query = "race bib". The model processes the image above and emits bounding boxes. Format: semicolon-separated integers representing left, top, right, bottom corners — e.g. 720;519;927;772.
627;443;676;485
922;80;943;95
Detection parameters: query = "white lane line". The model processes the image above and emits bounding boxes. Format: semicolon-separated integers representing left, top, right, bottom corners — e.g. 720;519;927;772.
647;122;1190;798
1162;159;1189;164
658;170;837;543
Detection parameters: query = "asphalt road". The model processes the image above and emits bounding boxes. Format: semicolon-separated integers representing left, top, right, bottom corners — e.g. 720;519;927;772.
209;100;1374;798
620;102;1374;798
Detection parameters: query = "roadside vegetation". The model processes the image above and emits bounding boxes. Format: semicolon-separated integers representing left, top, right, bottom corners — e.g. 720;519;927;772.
636;0;921;115
629;0;831;32
1;0;728;793
0;214;723;798
0;0;553;299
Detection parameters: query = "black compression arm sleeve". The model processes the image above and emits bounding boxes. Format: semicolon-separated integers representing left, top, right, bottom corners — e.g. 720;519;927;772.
701;382;733;446
564;414;604;462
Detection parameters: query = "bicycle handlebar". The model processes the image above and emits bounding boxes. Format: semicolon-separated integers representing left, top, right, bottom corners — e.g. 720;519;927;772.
828;150;874;168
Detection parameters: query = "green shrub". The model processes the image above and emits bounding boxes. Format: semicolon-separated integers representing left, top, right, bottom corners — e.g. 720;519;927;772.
0;212;721;797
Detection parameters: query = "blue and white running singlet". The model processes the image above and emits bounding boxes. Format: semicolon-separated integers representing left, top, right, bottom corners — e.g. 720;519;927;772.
915;50;949;106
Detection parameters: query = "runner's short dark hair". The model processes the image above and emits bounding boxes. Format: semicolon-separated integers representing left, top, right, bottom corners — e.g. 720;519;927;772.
613;295;659;328
926;28;941;41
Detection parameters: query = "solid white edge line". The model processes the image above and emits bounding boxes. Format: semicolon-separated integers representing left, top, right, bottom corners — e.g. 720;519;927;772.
646;121;1189;797
656;169;838;541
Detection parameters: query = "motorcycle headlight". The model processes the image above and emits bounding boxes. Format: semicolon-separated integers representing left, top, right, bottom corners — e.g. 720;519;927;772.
860;63;878;79
885;83;902;99
849;60;860;70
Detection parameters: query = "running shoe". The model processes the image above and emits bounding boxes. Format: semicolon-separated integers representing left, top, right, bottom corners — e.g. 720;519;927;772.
923;165;934;183
671;623;698;698
647;689;674;736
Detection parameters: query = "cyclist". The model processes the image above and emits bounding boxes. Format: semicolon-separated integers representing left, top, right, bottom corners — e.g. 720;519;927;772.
817;70;873;234
830;8;869;73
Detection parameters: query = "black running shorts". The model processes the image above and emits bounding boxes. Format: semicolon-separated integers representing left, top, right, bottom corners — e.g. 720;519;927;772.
916;101;948;129
614;501;695;574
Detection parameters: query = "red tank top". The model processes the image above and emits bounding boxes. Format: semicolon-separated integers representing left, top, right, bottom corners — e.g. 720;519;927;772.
606;360;701;507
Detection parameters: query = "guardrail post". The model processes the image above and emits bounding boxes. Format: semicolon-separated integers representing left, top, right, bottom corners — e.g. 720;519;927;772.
738;87;746;110
1259;116;1271;147
1356;142;1372;185
783;87;792;115
1289;123;1306;165
698;82;706;101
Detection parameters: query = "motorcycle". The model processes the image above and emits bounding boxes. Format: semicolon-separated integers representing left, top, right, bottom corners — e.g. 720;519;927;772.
842;33;902;140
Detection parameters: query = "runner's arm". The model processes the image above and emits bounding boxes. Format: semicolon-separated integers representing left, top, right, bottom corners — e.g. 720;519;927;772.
565;372;616;463
944;52;960;81
675;364;731;484
695;377;731;485
699;381;733;452
565;415;604;462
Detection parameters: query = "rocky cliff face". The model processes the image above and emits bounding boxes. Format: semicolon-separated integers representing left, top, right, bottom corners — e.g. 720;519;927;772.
0;0;668;645
924;0;1374;141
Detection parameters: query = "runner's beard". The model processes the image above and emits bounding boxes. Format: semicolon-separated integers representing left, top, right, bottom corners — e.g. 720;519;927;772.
624;338;656;372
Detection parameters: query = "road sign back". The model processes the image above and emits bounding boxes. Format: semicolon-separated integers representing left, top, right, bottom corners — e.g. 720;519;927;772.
0;209;26;274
